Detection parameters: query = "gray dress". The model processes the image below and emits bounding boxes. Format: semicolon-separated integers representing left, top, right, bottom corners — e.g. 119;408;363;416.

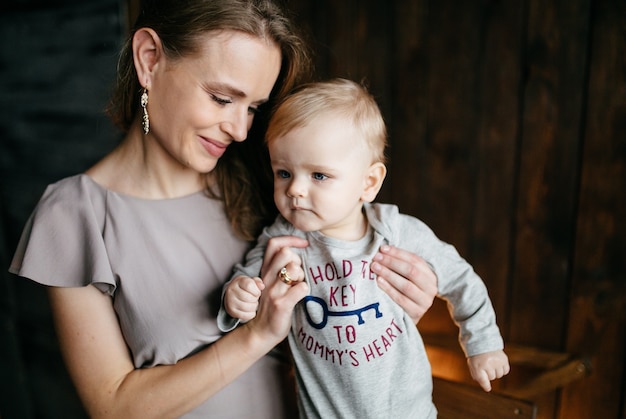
10;174;294;418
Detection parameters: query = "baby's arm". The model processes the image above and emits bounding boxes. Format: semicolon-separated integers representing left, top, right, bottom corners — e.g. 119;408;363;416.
224;275;265;322
467;350;511;392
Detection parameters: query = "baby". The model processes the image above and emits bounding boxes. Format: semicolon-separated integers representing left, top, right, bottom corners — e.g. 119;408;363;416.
219;78;510;418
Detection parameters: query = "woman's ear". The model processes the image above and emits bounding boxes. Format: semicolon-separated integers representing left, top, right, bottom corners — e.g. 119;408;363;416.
361;162;387;203
132;28;162;89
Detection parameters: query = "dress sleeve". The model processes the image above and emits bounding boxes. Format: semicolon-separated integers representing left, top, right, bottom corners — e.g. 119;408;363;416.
9;176;116;295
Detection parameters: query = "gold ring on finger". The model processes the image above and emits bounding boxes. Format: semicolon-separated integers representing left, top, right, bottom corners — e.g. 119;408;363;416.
279;267;293;285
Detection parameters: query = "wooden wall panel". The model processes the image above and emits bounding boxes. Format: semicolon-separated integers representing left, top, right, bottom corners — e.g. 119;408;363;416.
464;1;524;329
559;0;626;417
401;1;483;248
509;1;591;415
388;0;429;218
511;0;590;349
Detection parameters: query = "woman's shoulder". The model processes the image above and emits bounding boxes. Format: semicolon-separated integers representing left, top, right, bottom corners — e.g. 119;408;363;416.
9;174;114;290
31;173;110;229
44;173;105;198
38;174;108;214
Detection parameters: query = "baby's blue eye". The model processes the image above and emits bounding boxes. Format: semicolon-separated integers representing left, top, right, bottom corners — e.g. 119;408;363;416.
313;173;328;181
277;170;290;179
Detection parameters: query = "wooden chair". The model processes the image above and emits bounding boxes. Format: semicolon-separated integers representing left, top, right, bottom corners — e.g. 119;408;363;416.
426;334;590;419
433;376;536;419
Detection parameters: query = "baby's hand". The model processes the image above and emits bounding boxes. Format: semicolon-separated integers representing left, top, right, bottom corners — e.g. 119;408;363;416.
224;275;265;322
467;350;511;392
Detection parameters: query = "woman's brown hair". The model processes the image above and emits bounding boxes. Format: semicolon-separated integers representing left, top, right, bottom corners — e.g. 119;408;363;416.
107;0;313;240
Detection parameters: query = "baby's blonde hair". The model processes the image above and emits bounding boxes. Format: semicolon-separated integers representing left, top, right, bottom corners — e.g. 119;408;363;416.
266;78;388;163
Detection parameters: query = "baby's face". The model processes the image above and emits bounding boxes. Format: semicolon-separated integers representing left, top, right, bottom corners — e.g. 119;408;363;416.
269;115;374;240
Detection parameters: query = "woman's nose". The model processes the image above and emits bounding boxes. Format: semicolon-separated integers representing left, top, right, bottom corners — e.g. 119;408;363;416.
221;108;250;142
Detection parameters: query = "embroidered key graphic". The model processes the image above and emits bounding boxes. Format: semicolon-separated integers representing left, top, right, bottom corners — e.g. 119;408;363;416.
303;295;383;329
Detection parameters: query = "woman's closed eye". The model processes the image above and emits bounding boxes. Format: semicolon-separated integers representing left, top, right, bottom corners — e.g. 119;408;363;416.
211;94;232;106
211;94;260;116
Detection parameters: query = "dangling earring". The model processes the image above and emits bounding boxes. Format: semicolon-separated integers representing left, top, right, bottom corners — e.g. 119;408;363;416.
141;88;150;134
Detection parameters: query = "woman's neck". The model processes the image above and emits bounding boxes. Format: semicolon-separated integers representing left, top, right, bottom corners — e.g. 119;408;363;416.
86;123;207;199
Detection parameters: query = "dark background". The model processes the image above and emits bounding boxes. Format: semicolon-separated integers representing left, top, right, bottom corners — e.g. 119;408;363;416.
1;1;624;418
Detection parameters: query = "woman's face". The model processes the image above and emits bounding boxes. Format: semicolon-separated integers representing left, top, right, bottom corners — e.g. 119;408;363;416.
146;30;282;175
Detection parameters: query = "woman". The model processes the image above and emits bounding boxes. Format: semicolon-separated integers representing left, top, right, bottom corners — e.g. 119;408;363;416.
9;1;437;417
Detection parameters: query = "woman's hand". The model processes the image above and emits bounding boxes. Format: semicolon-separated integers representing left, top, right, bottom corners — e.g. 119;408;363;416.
248;236;309;340
371;245;438;324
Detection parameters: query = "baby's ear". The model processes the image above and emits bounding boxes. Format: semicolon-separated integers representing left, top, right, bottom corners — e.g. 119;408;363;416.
361;162;387;203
